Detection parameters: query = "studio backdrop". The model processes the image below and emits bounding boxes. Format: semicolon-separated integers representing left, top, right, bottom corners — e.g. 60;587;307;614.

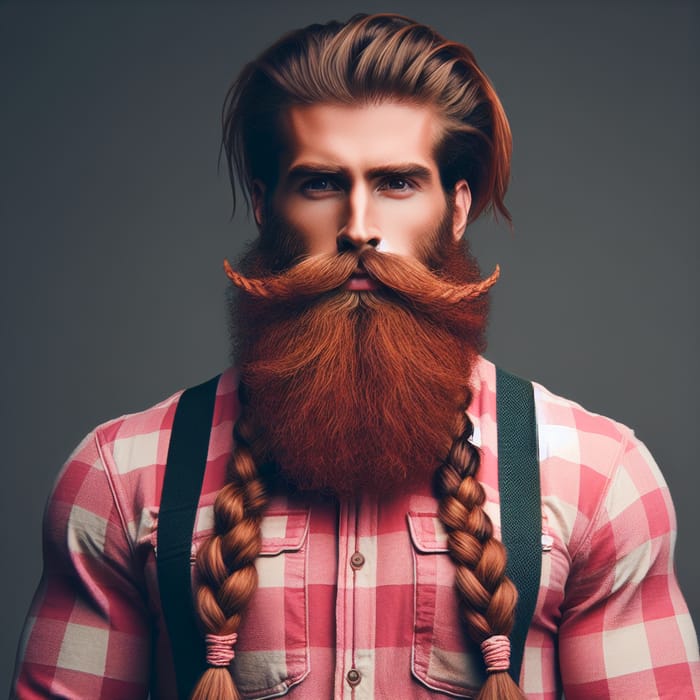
1;0;697;688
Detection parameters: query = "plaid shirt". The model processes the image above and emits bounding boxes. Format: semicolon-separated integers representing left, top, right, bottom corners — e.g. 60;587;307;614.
12;357;699;699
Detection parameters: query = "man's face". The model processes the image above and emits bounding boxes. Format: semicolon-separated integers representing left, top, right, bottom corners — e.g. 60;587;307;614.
236;101;489;497
253;101;471;285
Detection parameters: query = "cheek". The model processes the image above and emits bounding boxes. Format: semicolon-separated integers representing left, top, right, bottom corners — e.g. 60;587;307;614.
379;202;447;257
277;199;341;255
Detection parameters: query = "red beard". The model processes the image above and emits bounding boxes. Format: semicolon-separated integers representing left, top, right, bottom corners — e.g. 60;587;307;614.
227;218;495;498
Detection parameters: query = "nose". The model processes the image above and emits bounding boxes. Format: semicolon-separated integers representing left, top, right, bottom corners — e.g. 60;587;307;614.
337;188;381;253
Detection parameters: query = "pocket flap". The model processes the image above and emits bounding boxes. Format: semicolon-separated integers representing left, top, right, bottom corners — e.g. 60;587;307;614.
407;511;449;553
259;509;310;555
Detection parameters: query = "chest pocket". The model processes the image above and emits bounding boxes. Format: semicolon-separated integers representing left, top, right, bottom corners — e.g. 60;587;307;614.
228;509;311;700
407;511;484;698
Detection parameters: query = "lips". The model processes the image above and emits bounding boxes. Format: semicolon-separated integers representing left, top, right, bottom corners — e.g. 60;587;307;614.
344;268;379;291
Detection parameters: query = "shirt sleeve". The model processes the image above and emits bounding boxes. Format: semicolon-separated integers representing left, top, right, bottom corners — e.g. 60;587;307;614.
11;431;152;699
558;435;700;698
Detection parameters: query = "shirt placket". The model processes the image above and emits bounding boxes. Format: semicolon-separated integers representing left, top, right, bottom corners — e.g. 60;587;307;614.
334;496;378;699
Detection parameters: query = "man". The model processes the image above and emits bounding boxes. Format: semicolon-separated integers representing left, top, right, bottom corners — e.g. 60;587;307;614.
11;13;699;700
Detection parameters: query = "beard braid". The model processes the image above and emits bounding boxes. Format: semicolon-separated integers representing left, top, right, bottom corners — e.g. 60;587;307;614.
226;217;496;498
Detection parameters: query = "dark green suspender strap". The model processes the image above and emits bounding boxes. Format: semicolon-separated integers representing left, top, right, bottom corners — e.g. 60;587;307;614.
156;375;219;699
496;366;542;684
157;368;541;696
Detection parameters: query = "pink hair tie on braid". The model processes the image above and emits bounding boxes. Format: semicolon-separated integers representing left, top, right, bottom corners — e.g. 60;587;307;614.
480;634;511;673
205;632;238;667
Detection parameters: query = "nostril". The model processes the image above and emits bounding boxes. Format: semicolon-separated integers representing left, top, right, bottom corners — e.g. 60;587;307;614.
337;236;356;253
337;232;382;252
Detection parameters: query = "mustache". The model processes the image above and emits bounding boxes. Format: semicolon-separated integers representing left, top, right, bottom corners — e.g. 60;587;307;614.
223;250;499;312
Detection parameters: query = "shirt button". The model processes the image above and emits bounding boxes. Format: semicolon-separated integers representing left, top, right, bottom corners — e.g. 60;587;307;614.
346;668;361;686
350;551;365;569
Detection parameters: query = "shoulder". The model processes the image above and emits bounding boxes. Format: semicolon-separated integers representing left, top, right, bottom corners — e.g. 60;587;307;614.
529;375;668;516
89;368;239;477
474;355;634;459
474;357;670;549
531;375;635;484
48;369;239;543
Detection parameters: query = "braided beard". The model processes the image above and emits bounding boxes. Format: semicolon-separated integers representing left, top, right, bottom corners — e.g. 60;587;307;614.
228;212;493;498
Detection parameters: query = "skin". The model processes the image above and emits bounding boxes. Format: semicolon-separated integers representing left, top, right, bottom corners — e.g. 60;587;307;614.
252;101;472;289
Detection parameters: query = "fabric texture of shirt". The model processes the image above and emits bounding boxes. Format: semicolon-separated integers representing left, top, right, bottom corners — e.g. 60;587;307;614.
11;357;700;699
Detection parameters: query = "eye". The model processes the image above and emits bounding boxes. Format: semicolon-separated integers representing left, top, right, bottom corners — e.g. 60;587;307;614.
301;176;338;194
379;177;414;194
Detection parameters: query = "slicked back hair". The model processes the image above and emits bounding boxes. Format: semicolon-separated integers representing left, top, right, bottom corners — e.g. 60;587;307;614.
222;13;511;223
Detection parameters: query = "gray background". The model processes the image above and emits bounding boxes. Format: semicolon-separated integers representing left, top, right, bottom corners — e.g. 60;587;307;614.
1;0;697;689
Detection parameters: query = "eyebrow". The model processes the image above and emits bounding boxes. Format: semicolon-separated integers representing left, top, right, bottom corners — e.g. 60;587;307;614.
285;162;434;183
367;164;433;181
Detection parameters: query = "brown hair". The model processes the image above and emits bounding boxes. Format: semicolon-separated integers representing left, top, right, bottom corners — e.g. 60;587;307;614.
222;12;511;224
192;13;523;700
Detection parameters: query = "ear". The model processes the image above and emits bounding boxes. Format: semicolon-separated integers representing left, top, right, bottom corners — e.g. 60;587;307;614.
451;179;472;242
252;180;266;228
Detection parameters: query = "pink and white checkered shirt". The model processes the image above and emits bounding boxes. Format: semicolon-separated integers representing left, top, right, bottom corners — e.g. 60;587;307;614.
11;357;700;699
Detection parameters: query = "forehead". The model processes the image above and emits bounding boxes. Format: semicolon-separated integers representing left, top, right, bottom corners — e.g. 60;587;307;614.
278;101;444;172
